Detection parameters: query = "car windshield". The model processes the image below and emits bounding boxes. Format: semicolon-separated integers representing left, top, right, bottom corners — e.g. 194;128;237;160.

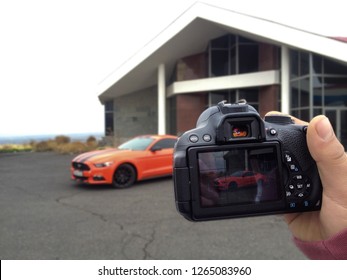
118;137;154;151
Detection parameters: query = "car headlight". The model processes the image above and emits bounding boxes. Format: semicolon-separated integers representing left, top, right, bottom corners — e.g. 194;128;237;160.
94;161;113;168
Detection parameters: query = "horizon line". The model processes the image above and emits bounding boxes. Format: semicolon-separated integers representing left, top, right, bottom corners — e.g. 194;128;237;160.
0;132;104;137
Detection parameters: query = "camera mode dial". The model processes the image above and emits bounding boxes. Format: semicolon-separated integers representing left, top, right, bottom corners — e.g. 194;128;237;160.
264;115;293;125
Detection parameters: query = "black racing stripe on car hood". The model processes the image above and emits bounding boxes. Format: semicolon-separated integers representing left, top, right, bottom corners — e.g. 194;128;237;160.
74;150;101;163
79;149;116;163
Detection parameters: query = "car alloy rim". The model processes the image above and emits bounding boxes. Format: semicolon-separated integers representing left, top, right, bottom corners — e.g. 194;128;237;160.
116;166;131;184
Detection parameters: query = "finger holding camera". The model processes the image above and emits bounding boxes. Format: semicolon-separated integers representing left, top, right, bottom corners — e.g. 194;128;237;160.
307;116;347;238
267;112;347;259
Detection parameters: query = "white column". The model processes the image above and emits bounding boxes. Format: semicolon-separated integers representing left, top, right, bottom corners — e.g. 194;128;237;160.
281;45;290;114
158;64;166;135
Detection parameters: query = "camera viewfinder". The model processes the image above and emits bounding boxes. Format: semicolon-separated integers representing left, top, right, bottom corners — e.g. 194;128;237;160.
232;125;249;138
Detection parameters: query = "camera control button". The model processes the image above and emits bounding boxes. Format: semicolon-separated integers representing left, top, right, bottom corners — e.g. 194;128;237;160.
304;181;312;195
303;200;310;207
202;134;212;142
295;191;306;198
189;135;199;143
289;163;300;172
288;202;297;209
293;174;304;180
284;153;293;163
269;128;277;135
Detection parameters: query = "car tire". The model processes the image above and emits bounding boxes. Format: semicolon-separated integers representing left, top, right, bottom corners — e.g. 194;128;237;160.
113;164;136;188
228;181;238;190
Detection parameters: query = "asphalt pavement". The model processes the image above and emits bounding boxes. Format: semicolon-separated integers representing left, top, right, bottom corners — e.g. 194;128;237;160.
0;152;306;259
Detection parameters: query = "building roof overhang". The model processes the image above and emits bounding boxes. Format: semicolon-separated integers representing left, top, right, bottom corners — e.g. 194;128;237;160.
98;2;347;104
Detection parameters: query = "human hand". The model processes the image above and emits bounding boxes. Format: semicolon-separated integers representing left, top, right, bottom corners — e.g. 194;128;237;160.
266;112;347;242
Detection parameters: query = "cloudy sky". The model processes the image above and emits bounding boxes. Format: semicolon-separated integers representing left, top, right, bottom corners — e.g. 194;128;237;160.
1;0;346;137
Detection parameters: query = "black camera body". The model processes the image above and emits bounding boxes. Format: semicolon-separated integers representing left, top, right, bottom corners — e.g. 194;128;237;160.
173;101;322;221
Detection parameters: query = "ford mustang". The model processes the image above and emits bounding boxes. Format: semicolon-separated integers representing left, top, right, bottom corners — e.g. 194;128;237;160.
71;135;177;188
214;170;267;191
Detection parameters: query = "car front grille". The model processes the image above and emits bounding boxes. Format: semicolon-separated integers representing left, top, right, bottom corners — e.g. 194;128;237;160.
72;162;90;171
73;175;89;180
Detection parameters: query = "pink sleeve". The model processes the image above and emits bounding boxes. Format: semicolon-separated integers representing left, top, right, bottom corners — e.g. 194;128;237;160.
293;228;347;260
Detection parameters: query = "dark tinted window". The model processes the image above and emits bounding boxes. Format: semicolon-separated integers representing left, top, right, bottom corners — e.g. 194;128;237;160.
152;138;177;150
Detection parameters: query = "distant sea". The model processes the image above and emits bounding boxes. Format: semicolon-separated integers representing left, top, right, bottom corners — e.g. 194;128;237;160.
0;132;104;144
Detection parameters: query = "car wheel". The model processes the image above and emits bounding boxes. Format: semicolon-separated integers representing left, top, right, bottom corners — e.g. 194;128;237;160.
113;164;136;188
228;181;238;190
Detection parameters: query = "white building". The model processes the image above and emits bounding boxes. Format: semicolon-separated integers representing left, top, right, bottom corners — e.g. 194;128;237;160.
98;2;347;148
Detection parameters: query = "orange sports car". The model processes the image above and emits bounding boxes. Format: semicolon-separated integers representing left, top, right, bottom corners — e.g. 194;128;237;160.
71;135;177;188
214;171;268;191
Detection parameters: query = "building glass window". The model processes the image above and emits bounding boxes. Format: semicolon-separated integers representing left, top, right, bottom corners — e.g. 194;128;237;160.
290;50;347;149
211;35;229;48
239;44;259;74
210;91;229;105
300;52;310;76
230;47;236;75
313;54;322;75
300;78;310;107
104;100;114;136
313;76;323;106
324;59;347;75
290;50;299;79
239;88;259;111
207;34;261;115
209;34;258;77
291;80;299;108
211;50;229;76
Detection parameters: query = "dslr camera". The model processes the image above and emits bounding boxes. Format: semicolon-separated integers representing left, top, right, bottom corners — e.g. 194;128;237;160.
173;101;322;221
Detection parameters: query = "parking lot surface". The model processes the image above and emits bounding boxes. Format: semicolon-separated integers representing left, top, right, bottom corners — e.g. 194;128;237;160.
0;152;306;259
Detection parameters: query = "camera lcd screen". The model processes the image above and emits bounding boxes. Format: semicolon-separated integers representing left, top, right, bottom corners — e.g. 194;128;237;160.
197;145;281;208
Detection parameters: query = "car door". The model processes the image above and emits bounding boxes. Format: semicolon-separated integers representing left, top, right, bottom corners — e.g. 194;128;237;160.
141;138;176;178
243;171;256;187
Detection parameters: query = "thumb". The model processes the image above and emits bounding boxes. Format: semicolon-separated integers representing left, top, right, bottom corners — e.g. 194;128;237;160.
306;115;347;204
